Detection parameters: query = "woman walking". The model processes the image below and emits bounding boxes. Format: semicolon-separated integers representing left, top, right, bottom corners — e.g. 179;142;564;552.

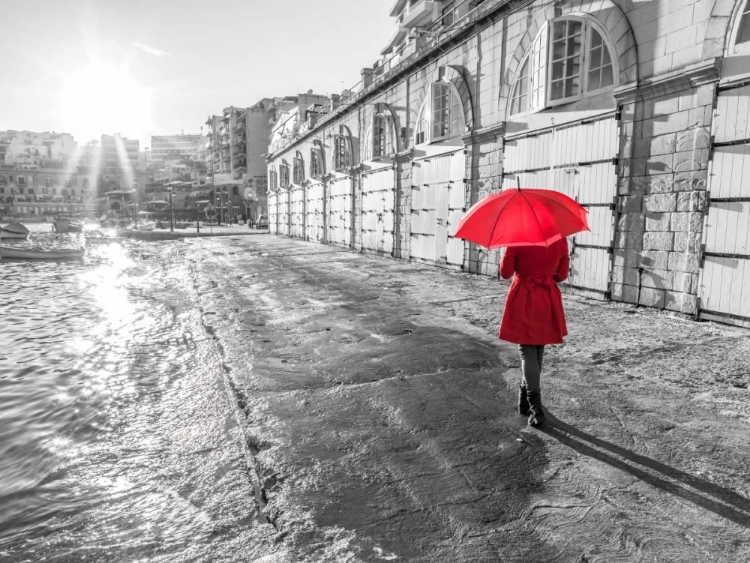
498;238;570;427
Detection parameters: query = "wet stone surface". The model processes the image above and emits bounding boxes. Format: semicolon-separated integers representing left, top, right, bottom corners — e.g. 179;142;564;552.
187;235;750;562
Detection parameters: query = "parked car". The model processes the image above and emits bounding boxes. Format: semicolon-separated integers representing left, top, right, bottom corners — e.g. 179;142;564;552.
256;214;269;229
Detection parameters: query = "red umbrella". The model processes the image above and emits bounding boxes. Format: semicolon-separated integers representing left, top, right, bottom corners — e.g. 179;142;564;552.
454;187;589;248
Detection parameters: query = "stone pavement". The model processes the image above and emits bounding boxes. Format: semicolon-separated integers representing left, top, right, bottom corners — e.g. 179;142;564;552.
187;234;750;563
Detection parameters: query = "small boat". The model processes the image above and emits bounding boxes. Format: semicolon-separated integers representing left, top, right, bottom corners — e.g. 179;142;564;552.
52;218;84;233
0;246;85;260
0;222;30;240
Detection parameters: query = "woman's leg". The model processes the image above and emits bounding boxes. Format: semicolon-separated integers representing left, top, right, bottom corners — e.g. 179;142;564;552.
518;345;541;393
536;345;545;375
520;344;546;427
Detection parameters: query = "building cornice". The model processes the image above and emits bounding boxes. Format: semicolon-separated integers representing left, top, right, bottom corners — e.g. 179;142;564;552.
614;58;721;104
462;122;505;145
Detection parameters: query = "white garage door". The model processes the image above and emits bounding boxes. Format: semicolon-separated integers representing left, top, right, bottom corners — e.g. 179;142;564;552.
411;149;466;267
502;112;619;299
268;193;278;235
328;176;352;247
698;82;750;326
361;167;395;255
290;185;305;239
305;181;325;242
278;189;290;237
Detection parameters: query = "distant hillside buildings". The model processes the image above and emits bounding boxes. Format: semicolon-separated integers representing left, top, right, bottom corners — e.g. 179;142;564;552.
0;130;98;217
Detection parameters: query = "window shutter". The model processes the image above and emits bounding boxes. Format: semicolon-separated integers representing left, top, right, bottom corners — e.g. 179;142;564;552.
530;22;549;112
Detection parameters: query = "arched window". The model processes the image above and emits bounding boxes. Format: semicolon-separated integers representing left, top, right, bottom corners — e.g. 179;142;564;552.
510;17;615;116
280;161;290;188
310;143;324;179
269;167;278;190
372;114;388;159
731;0;750;52
293;152;304;183
334;127;352;171
415;81;465;145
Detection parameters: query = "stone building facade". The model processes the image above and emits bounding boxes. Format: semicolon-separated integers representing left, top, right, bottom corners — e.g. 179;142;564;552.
266;0;750;328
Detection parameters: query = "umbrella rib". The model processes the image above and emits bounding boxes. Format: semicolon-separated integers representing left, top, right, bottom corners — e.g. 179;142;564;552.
486;195;514;247
517;189;549;246
538;195;589;229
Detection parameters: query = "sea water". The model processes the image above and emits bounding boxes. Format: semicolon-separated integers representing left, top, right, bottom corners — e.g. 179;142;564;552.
0;225;258;562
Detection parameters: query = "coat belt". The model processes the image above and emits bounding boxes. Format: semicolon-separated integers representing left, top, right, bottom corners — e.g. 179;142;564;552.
517;275;553;289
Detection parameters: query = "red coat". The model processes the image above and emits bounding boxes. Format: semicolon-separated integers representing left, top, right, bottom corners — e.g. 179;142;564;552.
498;239;570;345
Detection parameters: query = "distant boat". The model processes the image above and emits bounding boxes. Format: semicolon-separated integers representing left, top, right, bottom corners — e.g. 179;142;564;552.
52;218;84;233
118;222;156;234
0;246;85;260
0;222;30;239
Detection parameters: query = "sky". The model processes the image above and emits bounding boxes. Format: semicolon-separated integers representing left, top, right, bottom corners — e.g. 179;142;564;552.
0;0;396;150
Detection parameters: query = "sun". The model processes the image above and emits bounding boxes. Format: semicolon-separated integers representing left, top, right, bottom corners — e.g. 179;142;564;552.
56;60;151;144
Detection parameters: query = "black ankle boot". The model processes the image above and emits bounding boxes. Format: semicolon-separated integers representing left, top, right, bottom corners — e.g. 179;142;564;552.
518;385;530;416
527;390;545;427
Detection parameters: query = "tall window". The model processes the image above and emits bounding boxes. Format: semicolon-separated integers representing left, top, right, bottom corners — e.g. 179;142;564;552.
372;115;387;159
334;132;351;171
310;147;322;178
549;19;582;102
442;1;455;26
293;153;304;184
587;28;613;92
530;23;548;111
511;17;615;116
269;168;277;190
432;82;462;141
415;81;464;145
510;58;529;115
280;163;289;188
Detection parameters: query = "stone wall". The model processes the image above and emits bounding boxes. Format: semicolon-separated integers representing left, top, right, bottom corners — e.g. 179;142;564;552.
613;75;715;315
265;0;748;322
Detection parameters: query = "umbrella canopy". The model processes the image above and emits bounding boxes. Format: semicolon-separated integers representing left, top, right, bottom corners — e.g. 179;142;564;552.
454;187;589;248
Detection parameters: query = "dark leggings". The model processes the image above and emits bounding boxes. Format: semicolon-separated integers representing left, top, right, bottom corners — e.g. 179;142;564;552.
519;344;545;393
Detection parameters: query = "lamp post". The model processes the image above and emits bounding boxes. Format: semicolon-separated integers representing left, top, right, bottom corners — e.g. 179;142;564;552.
217;190;222;226
169;186;174;232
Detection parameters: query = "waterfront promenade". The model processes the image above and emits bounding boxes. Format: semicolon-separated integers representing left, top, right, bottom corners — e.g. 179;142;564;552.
187;234;750;562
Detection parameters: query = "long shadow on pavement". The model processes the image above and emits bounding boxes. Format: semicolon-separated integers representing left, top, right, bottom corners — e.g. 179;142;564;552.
540;413;750;528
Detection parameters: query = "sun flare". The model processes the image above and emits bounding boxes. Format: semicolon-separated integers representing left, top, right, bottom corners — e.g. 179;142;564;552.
57;60;151;143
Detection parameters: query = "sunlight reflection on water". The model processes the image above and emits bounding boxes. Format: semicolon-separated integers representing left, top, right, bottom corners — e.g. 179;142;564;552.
0;233;257;561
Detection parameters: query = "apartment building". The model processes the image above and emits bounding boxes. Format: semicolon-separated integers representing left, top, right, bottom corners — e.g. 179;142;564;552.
0;130;98;217
204;93;330;222
150;134;202;162
266;0;750;329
